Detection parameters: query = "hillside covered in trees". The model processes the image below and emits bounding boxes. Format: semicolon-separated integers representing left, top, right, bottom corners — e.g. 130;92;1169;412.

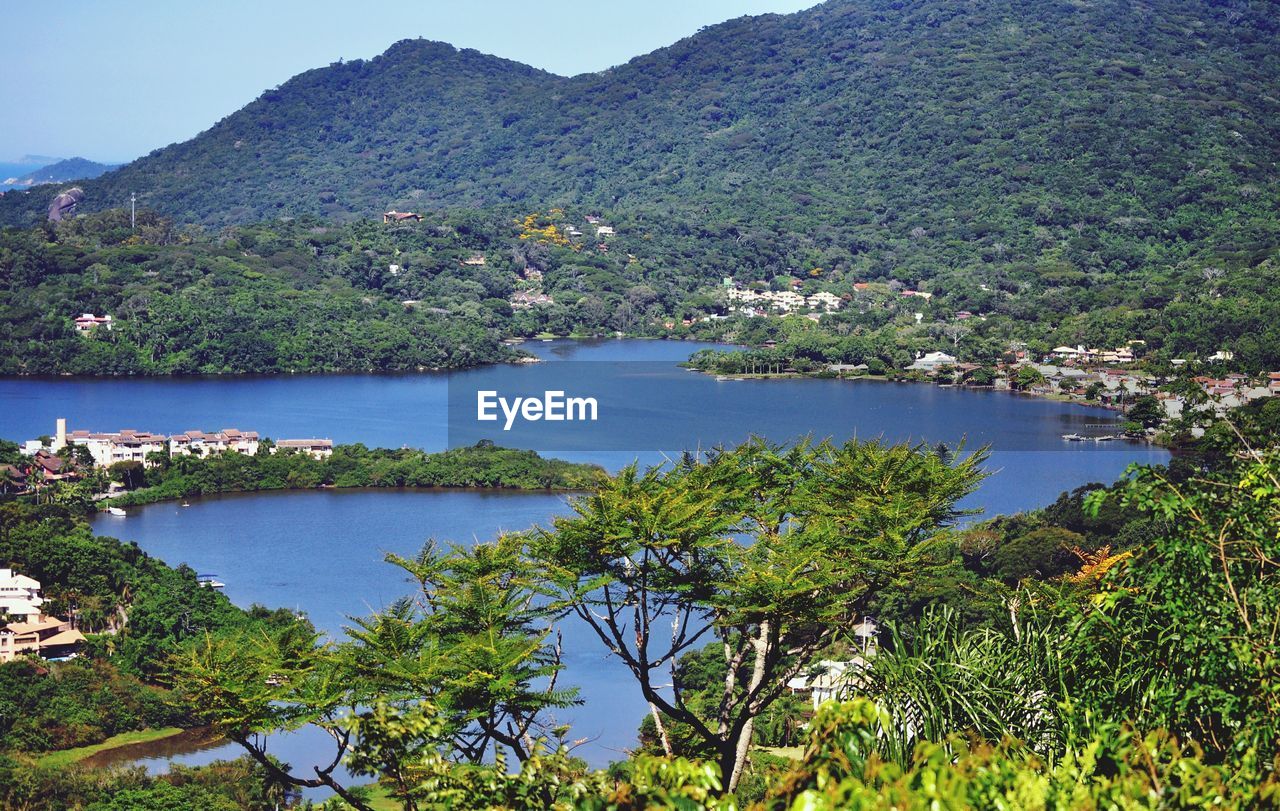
1;0;1276;298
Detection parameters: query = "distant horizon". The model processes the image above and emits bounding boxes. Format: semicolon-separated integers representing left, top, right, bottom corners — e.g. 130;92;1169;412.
2;0;818;165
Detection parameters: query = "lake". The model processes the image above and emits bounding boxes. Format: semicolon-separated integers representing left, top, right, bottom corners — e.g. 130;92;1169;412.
3;339;1168;784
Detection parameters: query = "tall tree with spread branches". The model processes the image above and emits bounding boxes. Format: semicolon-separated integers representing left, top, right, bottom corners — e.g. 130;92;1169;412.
531;437;986;792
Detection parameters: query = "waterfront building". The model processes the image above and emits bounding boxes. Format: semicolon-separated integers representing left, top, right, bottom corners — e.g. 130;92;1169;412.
170;429;261;458
272;439;335;459
907;351;959;372
23;419;261;468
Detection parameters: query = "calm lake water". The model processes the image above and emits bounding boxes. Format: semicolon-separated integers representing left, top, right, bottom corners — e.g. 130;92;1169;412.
2;339;1168;784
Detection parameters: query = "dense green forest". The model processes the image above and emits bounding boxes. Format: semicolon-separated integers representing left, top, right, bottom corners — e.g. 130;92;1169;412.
5;196;1280;375
3;0;1278;375
101;442;606;507
2;0;1277;311
0;210;523;374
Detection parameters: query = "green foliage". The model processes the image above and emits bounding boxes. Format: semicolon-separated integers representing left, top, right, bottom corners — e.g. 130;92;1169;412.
0;658;184;753
107;443;605;508
171;535;580;808
0;757;290;811
0;211;517;374
759;700;1279;810
1068;453;1280;763
858;605;1066;767
533;437;986;792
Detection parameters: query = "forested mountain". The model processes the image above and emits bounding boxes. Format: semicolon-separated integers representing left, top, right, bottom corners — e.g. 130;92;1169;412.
2;158;116;187
1;0;1277;289
1;0;1279;375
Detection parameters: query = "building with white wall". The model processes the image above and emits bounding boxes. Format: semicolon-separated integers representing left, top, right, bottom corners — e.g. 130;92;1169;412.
0;569;44;622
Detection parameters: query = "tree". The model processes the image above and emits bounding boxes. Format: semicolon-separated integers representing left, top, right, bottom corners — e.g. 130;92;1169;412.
348;536;577;763
1013;365;1046;391
531;438;986;792
1125;394;1164;430
172;536;576;810
1071;453;1280;763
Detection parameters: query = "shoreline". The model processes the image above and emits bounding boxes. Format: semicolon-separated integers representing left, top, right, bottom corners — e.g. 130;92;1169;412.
0;335;730;380
691;366;1167;447
98;483;588;513
32;726;191;769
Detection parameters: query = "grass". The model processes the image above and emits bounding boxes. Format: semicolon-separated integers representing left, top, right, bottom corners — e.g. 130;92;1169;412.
756;745;804;760
35;727;185;768
355;782;400;811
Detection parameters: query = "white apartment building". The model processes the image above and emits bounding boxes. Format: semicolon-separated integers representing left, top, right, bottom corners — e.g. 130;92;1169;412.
726;287;843;314
272;439;335;459
0;569;44;622
62;428;169;467
170;429;261;458
23;419;262;468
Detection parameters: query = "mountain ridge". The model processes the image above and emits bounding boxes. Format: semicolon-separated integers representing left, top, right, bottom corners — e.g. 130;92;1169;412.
2;157;116;188
1;0;1277;292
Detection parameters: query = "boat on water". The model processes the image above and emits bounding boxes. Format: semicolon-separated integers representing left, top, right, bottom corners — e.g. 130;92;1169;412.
1061;433;1086;441
107;506;126;516
196;574;226;589
1093;435;1118;442
180;502;191;507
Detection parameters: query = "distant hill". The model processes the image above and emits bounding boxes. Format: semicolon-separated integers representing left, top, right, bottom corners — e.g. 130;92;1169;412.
2;157;117;187
1;0;1277;291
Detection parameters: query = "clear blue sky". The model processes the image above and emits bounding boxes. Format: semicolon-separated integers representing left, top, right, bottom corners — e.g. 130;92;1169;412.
3;0;818;164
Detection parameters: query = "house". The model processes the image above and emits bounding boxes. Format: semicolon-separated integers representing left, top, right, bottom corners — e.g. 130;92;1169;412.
1;615;85;663
594;225;615;237
1051;345;1088;361
462;254;487;267
901;290;934;301
74;313;113;333
271;439;334;459
510;291;555;308
807;291;843;312
26;420;262;469
907;351;958;372
170;429;261;458
0;464;27;494
382;211;422;223
64;429;169;467
787;618;878;710
0;569;44;622
1052;344;1138;365
31;451;76;481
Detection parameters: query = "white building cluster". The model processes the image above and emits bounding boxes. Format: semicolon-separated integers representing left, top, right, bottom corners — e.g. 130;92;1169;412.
1050;344;1139;365
0;568;44;621
21;419;332;468
0;569;85;663
726;286;843;315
